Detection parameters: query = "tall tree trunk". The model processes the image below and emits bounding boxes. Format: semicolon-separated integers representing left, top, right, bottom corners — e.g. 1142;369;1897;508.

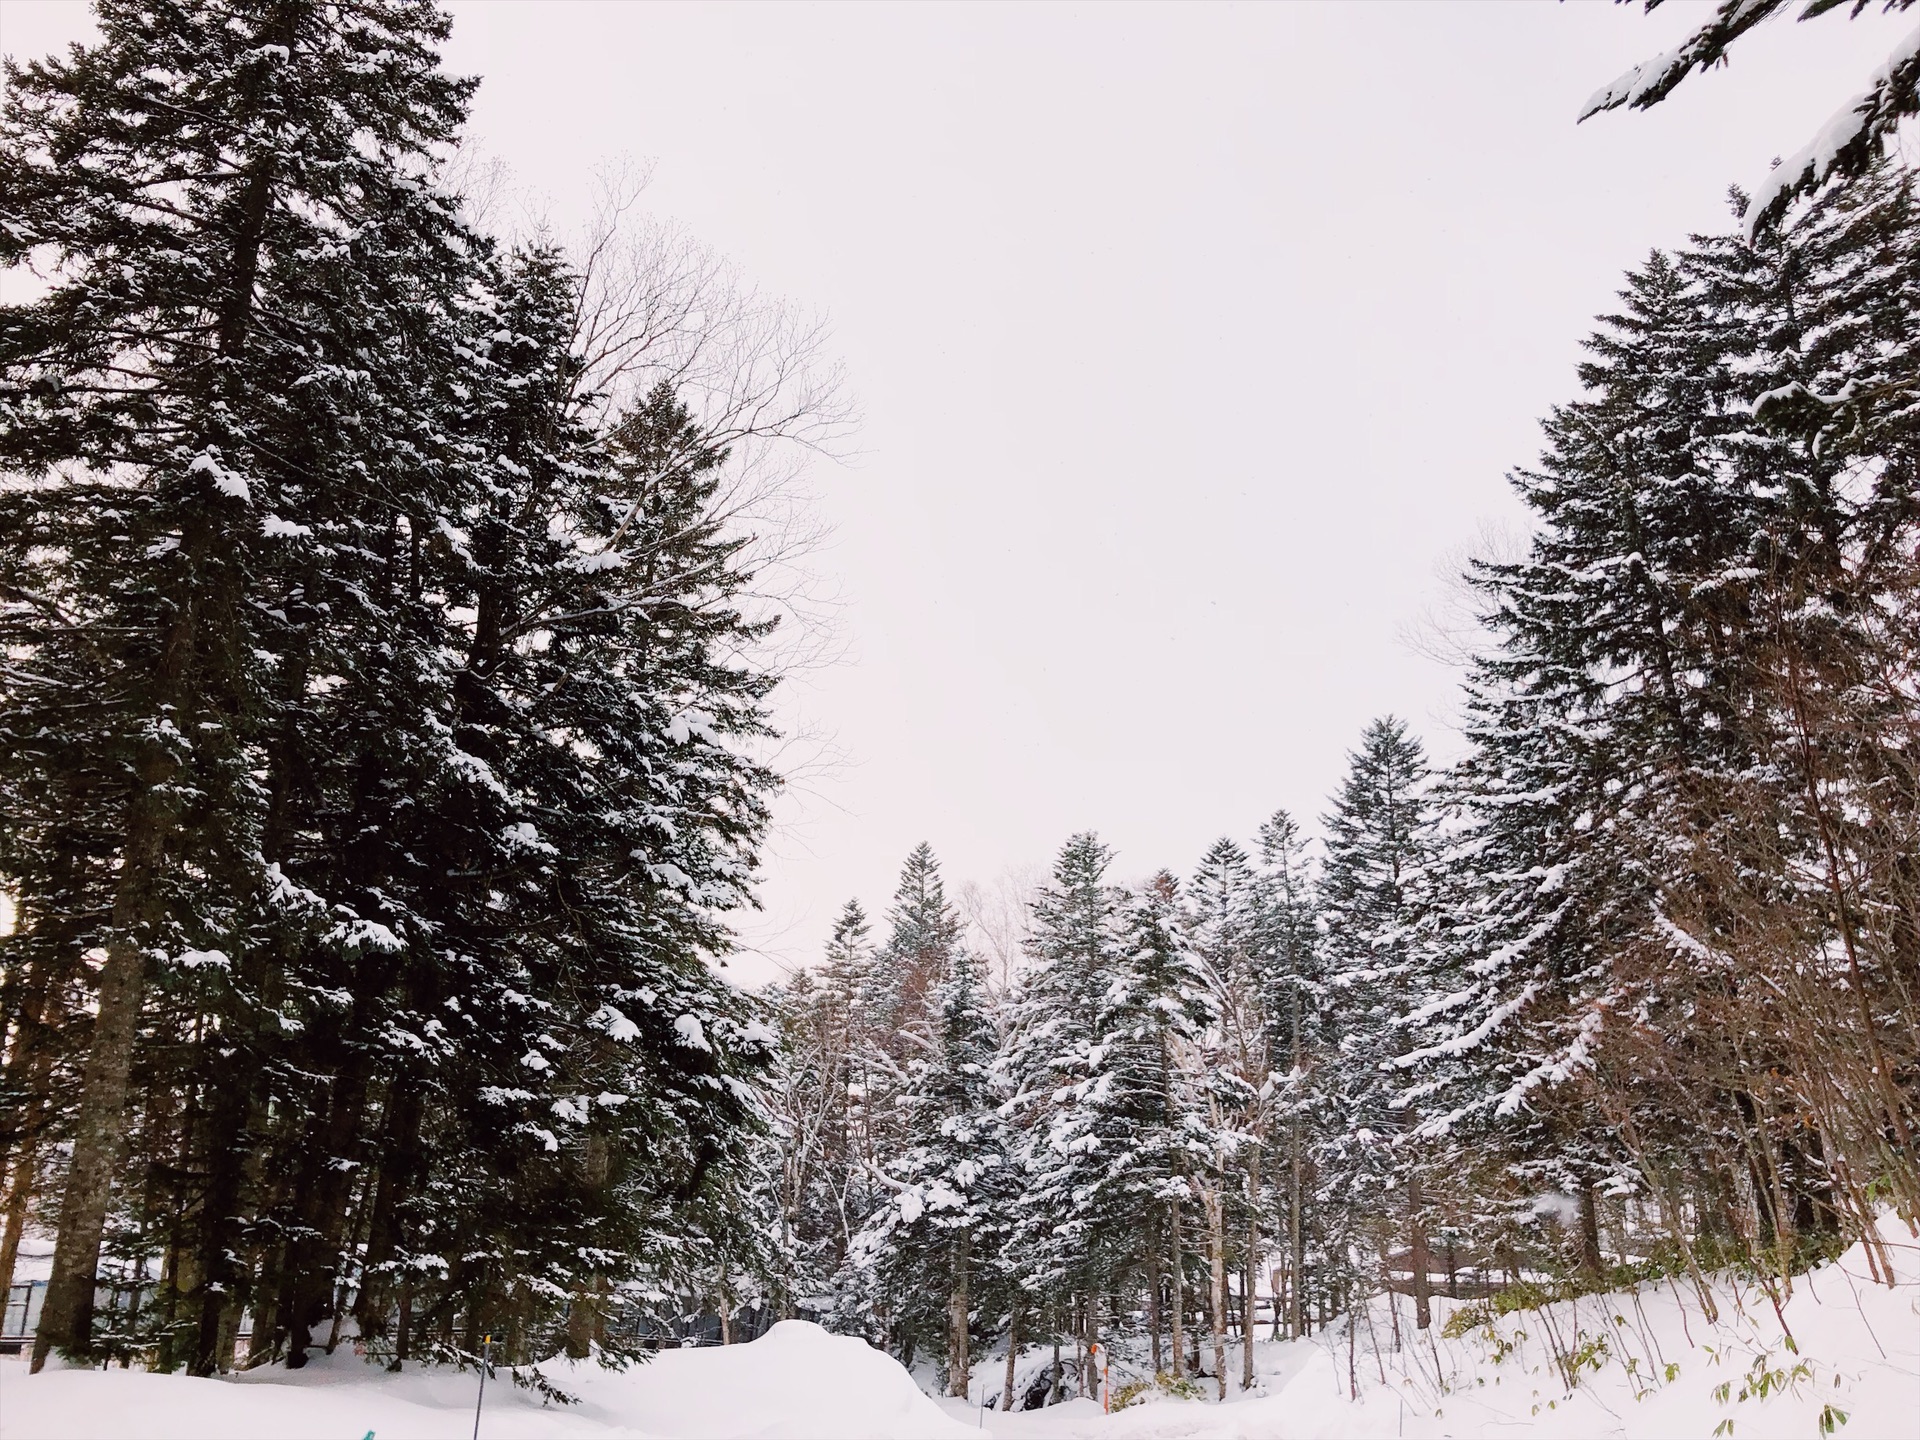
566;1134;613;1359
566;1283;598;1359
1408;1175;1432;1331
33;730;191;1371
1145;1224;1163;1374
1242;1219;1257;1389
1075;1292;1086;1399
354;1038;428;1346
947;1229;970;1398
1049;1317;1061;1405
1578;1182;1605;1280
1289;1120;1307;1338
0;1142;36;1308
0;932;68;1304
1243;1153;1259;1388
31;925;152;1369
1169;1200;1185;1379
278;1065;370;1369
1002;1304;1019;1412
1288;988;1307;1342
1205;1184;1227;1401
191;1024;260;1375
395;1277;412;1364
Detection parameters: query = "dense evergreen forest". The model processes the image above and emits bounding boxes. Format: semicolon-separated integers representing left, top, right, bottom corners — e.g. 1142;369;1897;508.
0;0;801;1377
766;166;1920;1404
2;0;1917;1411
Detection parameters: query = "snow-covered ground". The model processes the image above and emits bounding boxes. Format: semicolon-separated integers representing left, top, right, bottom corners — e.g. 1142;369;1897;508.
951;1215;1920;1440
2;1321;974;1440
5;1220;1916;1439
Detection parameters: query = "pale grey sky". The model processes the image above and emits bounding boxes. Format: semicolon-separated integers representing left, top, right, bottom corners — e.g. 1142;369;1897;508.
4;1;1913;982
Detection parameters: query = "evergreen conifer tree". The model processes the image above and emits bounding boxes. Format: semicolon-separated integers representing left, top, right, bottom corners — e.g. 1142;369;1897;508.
999;834;1123;1337
0;0;485;1369
1318;717;1439;1327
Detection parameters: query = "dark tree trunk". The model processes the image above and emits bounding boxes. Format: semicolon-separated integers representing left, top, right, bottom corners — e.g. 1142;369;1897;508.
1146;1224;1163;1373
1408;1176;1432;1331
947;1229;970;1397
279;1066;370;1369
354;1058;427;1344
1001;1304;1019;1412
1169;1200;1185;1379
1242;1186;1257;1390
32;926;152;1369
1579;1183;1605;1280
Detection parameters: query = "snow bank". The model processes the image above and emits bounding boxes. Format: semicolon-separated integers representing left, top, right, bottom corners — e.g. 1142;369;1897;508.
1;1320;977;1440
571;1320;977;1439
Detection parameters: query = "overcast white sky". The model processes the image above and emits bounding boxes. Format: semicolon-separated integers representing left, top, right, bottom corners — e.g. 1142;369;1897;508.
4;1;1914;982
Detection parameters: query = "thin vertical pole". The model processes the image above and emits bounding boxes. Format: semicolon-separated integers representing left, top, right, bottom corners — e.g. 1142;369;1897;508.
472;1332;491;1440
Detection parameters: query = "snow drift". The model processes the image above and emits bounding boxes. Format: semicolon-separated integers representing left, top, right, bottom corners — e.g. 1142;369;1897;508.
1;1320;976;1440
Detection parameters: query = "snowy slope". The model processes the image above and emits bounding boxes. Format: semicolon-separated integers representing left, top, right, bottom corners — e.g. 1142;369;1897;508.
950;1216;1920;1439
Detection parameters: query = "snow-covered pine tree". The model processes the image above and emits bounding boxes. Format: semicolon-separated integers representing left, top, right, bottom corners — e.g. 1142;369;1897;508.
1638;170;1920;1243
850;845;1001;1385
844;845;970;1354
1252;811;1321;1337
871;843;966;1052
1389;246;1736;1285
1183;837;1272;1391
767;900;878;1321
1105;872;1214;1374
398;336;784;1364
918;944;1004;1397
844;852;967;1367
1317;717;1440;1328
997;832;1124;1384
0;0;486;1370
1405;170;1920;1285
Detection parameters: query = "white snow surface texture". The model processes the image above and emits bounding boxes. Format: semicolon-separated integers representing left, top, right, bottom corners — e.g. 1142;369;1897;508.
3;1222;1917;1439
2;1321;972;1440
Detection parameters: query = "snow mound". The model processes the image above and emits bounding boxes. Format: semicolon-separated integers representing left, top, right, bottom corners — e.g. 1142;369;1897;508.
0;1320;977;1440
578;1320;977;1439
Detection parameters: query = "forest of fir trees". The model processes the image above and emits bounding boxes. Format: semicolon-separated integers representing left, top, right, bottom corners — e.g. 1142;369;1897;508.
2;0;1919;1413
759;162;1920;1408
0;0;840;1380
